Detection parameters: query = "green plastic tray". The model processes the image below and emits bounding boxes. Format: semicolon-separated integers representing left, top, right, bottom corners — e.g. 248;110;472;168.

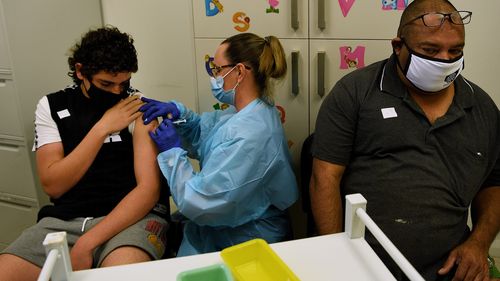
177;263;234;281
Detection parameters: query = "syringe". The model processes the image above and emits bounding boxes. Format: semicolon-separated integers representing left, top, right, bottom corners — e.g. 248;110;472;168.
172;119;187;125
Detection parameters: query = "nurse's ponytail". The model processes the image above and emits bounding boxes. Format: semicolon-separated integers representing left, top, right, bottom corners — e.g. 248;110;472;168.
222;33;287;103
259;35;287;80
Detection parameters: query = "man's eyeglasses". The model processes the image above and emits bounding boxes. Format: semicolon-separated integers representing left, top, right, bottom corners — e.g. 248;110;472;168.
209;63;251;77
404;11;472;28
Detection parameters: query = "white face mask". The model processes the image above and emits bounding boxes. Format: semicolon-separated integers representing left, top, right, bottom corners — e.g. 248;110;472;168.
398;42;464;93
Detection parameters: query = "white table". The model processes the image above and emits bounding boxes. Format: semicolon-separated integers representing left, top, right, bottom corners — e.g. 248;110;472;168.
69;233;396;281
42;194;424;281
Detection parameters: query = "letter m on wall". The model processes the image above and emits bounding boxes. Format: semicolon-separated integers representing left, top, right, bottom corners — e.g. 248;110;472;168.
339;46;366;69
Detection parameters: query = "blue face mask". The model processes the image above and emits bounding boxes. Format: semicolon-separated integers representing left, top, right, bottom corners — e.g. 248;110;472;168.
210;66;239;105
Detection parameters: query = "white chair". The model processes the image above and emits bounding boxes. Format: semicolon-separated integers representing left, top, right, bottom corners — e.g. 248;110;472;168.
37;231;72;281
345;193;425;281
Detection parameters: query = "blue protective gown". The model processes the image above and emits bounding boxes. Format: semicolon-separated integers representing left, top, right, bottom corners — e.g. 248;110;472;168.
157;99;298;256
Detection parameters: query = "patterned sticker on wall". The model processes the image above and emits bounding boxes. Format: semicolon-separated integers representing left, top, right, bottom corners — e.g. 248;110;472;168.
275;105;293;149
213;103;230;111
203;54;230;110
266;0;280;14
276;105;286;124
339;46;365;69
205;0;224;17
205;54;215;77
338;0;356;17
233;11;250;32
382;0;408;10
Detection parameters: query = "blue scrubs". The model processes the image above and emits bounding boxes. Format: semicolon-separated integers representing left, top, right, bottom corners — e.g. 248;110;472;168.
157;99;298;256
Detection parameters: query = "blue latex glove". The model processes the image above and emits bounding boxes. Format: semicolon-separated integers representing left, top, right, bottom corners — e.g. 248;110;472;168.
149;119;181;153
140;97;180;125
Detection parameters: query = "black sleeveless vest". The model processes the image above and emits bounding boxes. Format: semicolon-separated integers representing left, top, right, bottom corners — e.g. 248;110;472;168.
37;85;136;220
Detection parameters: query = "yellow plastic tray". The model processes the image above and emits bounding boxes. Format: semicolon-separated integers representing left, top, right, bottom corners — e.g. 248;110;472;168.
220;239;300;281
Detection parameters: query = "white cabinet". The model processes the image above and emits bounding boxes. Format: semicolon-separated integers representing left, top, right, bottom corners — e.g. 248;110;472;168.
308;0;405;130
0;79;24;136
0;200;38;250
0;2;20;137
309;0;406;39
274;39;309;165
191;0;405;167
0;3;10;70
0;136;38;199
192;0;310;169
0;0;38;251
192;0;308;39
309;40;393;130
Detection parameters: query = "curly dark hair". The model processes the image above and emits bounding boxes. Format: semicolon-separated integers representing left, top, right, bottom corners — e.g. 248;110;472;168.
67;26;138;84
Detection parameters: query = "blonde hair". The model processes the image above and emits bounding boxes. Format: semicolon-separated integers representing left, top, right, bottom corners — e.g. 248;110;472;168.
222;33;286;103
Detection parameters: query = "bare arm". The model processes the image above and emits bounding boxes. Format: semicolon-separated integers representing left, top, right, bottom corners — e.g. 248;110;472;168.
70;116;162;270
309;158;346;234
470;186;500;255
36;96;143;198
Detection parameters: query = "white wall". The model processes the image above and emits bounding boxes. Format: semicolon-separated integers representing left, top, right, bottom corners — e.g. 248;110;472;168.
2;0;103;205
101;0;198;111
452;0;500;106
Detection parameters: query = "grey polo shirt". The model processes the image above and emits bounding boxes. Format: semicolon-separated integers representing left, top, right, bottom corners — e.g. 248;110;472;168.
313;53;500;280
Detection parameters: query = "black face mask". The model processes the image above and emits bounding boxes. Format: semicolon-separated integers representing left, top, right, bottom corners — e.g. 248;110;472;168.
86;81;130;110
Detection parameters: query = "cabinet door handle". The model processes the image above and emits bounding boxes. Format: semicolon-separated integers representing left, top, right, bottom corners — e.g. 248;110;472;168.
0;143;19;152
318;0;326;30
0;138;21;152
291;51;299;96
291;0;299;30
0;79;7;87
317;51;326;98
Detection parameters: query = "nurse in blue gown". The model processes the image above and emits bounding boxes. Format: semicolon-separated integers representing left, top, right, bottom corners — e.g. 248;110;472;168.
140;33;298;256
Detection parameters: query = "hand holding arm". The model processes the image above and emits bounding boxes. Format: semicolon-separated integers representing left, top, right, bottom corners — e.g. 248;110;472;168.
95;95;144;134
37;95;143;198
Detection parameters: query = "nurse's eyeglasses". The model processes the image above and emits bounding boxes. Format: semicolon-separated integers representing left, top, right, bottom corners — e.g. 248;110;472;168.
404;11;472;28
210;64;236;77
210;63;251;77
